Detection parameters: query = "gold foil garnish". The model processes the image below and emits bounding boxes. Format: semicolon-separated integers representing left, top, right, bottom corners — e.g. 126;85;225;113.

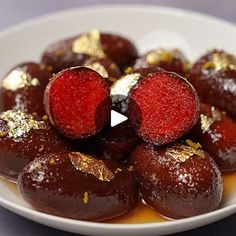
115;168;123;174
111;73;141;97
146;49;173;65
85;62;109;78
0;110;48;139
127;165;134;172
55;48;65;57
200;106;222;133
69;152;114;182
203;52;236;71
72;29;105;58
42;115;49;121
124;66;133;74
0;120;9;137
49;158;56;165
166;140;205;163
2;69;40;91
83;192;89;204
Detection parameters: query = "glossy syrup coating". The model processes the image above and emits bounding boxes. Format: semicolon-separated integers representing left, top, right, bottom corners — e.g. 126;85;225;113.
191;103;236;172
0;110;68;182
130;142;223;219
128;72;200;145
41;30;138;72
44;67;111;139
133;48;189;77
189;49;236;120
98;121;141;162
18;152;139;221
0;62;52;116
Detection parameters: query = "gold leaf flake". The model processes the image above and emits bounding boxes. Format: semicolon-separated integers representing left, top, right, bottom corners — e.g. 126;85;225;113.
146;49;173;65
69;152;114;182
127;165;134;172
72;29;105;58
124;66;133;74
55;48;65;57
0;110;48;139
0;120;9;137
200;106;222;133
111;73;140;97
2;69;40;91
85;62;109;78
83;192;89;204
115;168;123;174
166;140;205;163
203;52;236;71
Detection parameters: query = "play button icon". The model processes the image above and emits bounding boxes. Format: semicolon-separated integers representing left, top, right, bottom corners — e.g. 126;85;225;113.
111;110;128;127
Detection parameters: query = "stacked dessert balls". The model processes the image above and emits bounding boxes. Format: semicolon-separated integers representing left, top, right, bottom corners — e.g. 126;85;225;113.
0;29;235;221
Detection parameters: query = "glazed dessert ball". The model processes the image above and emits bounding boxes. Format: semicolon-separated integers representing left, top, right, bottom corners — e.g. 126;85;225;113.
128;71;200;145
131;141;223;219
18;151;139;221
44;67;111;139
98;121;141;162
189;49;236;120
0;110;68;182
0;62;52;116
191;103;236;172
133;48;189;77
84;57;122;85
41;29;138;72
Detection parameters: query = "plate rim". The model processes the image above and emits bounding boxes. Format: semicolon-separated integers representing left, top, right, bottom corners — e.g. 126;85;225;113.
0;3;236;231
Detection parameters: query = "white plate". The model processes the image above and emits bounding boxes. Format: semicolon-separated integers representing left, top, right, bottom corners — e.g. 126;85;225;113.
0;4;236;236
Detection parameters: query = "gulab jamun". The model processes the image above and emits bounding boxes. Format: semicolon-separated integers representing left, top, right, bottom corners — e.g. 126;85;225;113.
18;151;139;221
128;71;200;145
0;110;68;181
44;67;111;139
133;48;189;77
191;103;236;172
41;29;138;72
0;62;52;116
130;141;223;219
189;49;236;120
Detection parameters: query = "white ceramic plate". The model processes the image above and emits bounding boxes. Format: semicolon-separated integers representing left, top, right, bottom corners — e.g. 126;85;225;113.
1;4;236;236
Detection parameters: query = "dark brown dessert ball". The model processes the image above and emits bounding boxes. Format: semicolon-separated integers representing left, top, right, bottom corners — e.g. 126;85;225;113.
0;62;52;116
18;151;139;221
191;103;236;172
0;110;68;182
189;49;236;120
133;48;189;77
98;121;141;162
130;141;223;219
41;29;138;72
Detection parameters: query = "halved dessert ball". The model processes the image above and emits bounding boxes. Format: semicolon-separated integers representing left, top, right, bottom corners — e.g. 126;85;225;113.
0;110;68;181
128;71;200;145
189;49;236;120
41;29;138;72
130;141;223;219
44;67;111;139
0;62;52;116
192;103;236;172
18;151;139;221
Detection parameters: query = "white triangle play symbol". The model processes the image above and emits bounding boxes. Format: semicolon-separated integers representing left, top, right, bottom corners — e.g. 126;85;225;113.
111;110;128;127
